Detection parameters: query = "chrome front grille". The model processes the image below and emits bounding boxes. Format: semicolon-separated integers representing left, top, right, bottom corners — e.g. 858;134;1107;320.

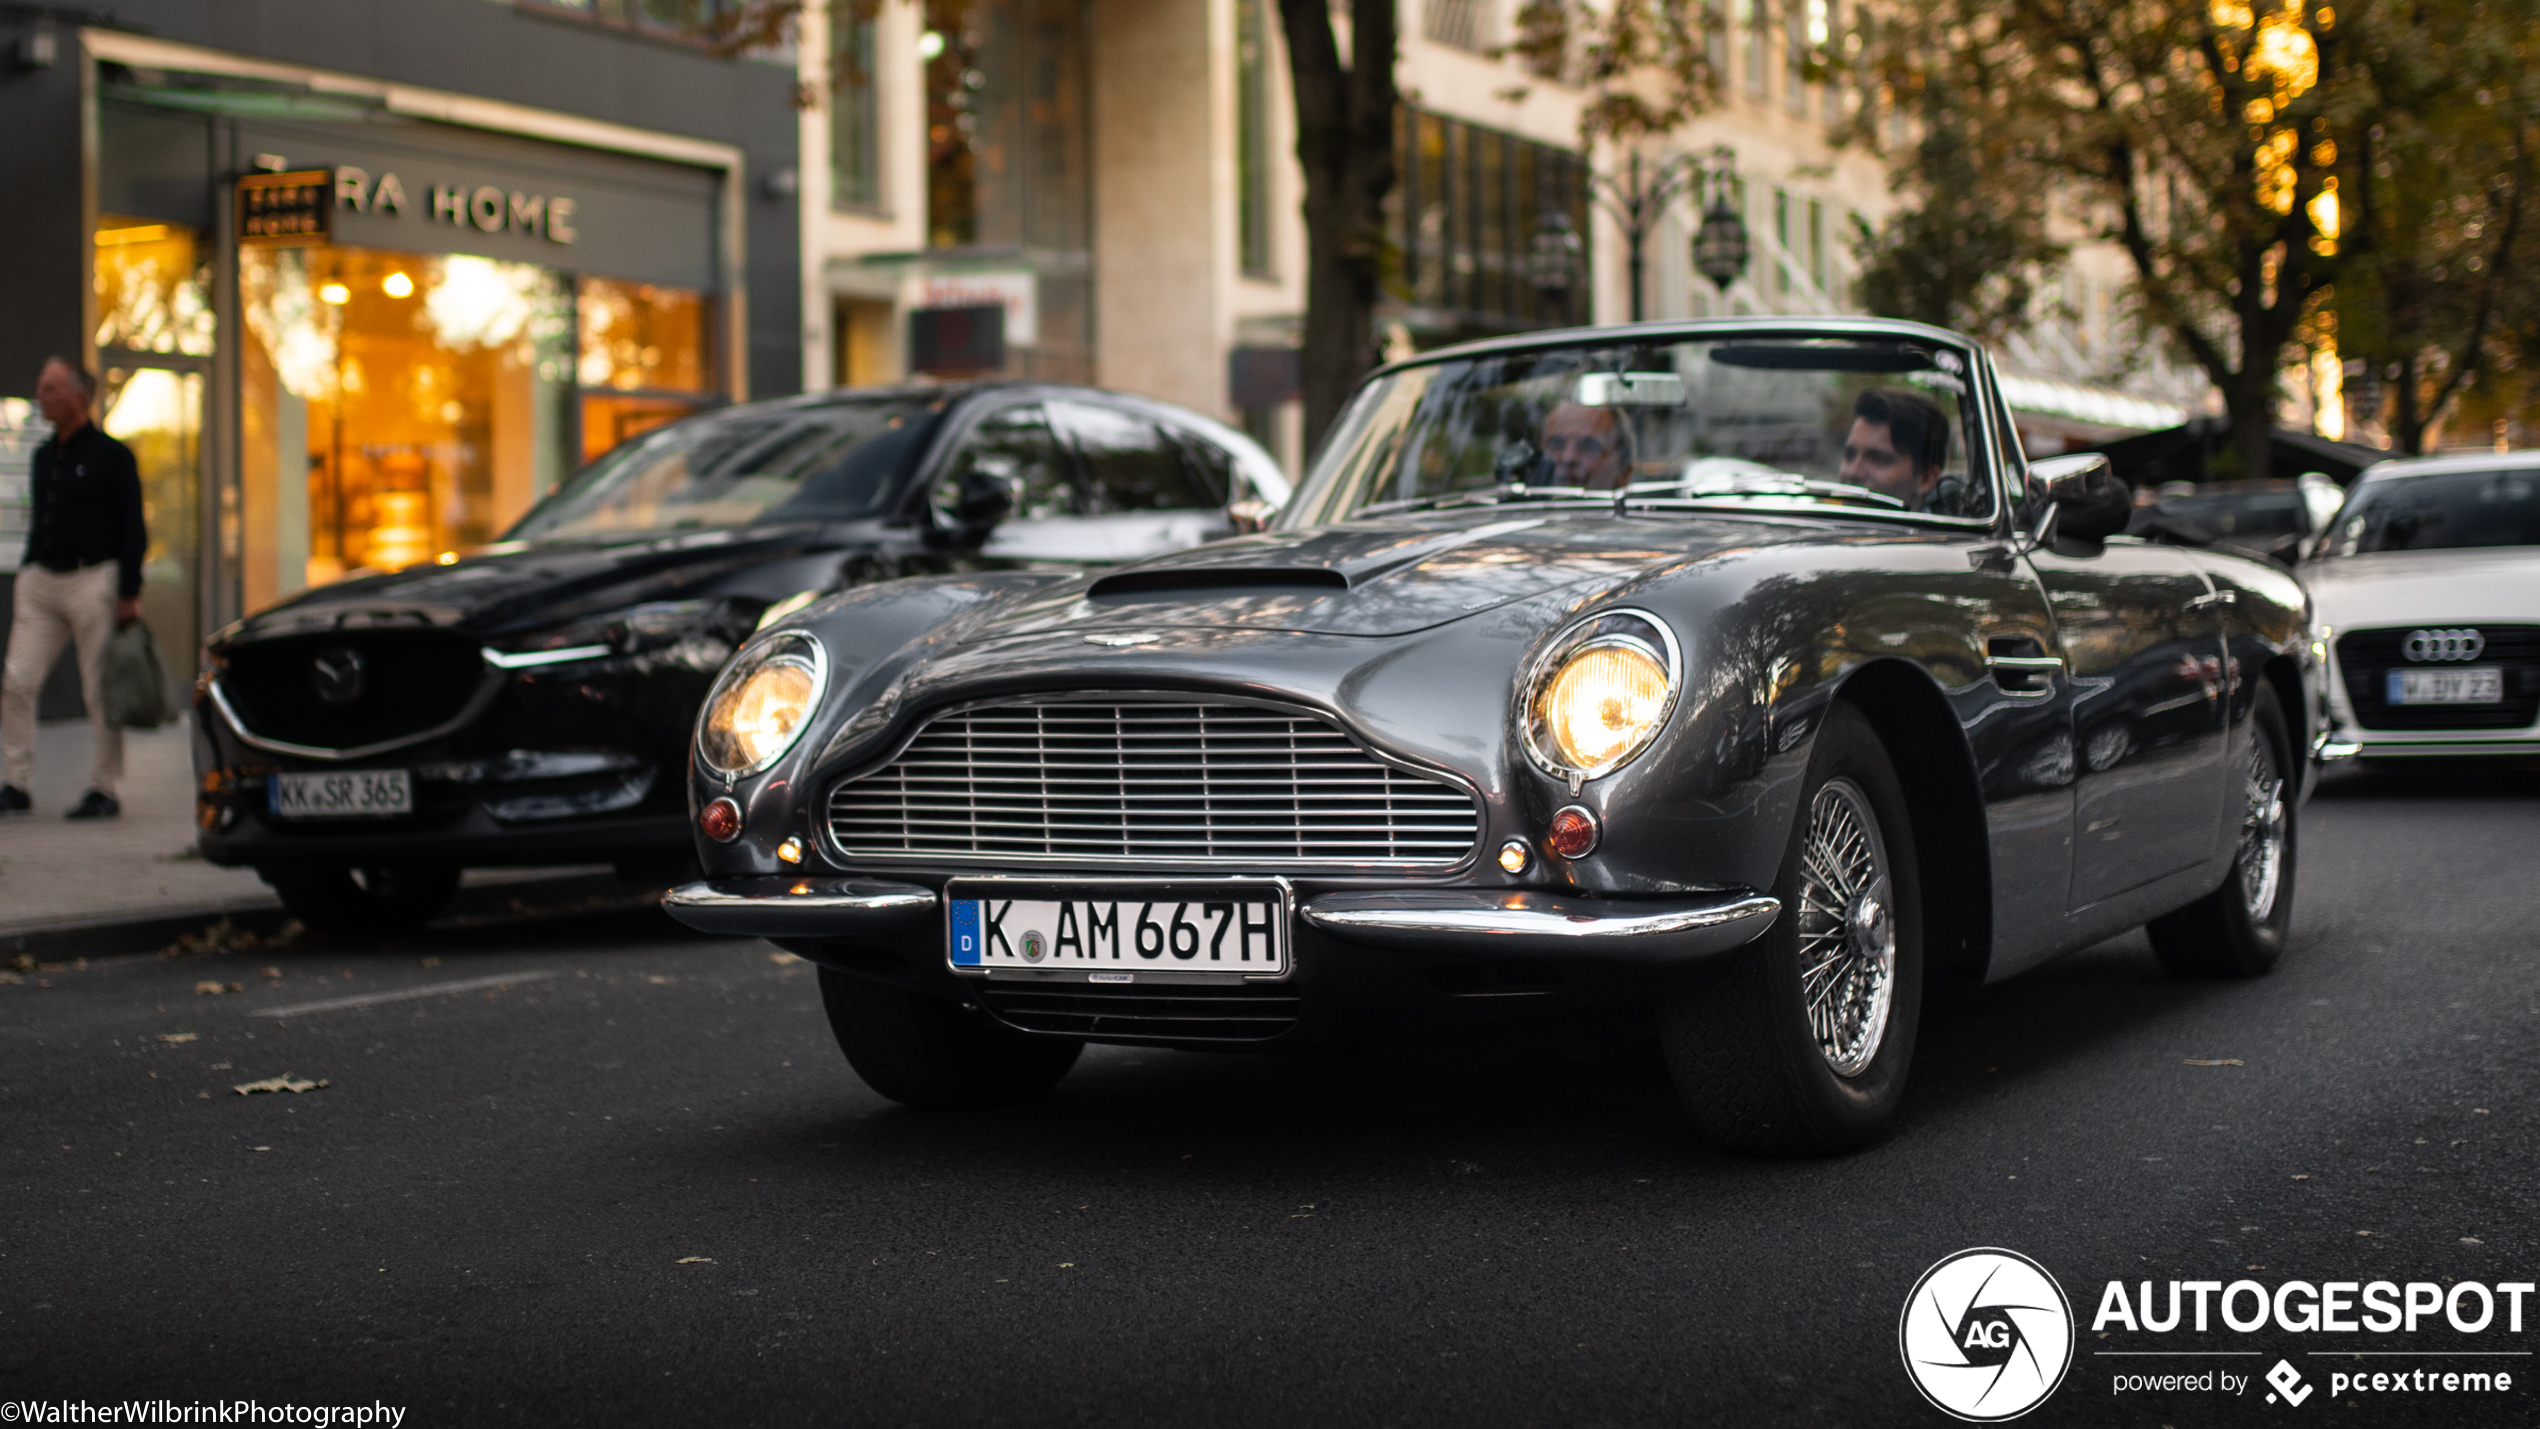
826;700;1480;867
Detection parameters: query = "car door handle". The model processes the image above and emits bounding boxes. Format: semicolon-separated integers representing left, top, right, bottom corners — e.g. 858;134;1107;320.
2187;589;2235;610
1987;654;2064;696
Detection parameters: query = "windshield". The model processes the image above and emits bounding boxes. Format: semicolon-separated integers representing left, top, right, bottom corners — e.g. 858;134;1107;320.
2148;486;2309;539
1282;335;1996;527
2317;468;2540;556
508;399;942;540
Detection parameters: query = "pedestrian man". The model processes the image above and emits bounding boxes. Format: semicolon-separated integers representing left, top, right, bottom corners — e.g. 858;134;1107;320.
1;358;146;819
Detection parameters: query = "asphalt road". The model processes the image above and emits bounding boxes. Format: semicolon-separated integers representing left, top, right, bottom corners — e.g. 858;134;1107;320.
4;763;2534;1428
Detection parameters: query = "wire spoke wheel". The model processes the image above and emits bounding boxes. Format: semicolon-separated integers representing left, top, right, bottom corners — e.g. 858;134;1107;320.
2236;734;2286;921
1793;777;1896;1078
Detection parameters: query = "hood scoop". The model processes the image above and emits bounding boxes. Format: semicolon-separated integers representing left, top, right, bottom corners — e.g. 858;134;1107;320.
1086;566;1350;598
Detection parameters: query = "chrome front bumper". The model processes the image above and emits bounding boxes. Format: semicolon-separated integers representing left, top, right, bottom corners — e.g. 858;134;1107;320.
664;877;1780;963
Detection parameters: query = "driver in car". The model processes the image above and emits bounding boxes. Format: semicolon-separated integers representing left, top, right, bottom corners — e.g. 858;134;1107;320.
1540;400;1636;490
1840;389;1952;511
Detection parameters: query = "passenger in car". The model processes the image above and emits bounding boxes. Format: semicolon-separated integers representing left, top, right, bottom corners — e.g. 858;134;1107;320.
1540;400;1636;491
1840;389;1951;511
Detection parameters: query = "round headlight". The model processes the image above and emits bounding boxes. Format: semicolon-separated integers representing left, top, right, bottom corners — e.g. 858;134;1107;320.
699;633;827;776
1523;611;1681;781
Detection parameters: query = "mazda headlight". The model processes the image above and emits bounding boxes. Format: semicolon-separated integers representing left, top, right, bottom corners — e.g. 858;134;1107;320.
1522;610;1681;782
699;632;828;776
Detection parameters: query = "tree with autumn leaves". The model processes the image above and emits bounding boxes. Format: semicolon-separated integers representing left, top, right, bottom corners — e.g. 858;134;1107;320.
1855;0;2537;466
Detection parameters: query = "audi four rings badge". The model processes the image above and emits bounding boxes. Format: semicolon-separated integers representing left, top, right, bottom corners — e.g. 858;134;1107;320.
2403;628;2485;662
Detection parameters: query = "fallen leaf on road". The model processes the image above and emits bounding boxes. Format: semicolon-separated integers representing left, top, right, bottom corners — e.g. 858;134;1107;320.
420;956;441;967
233;1075;327;1095
678;1256;715;1264
0;971;21;985
2356;1230;2373;1236
647;975;673;984
251;1146;270;1151
157;1033;198;1043
2291;1174;2310;1180
2462;1237;2484;1245
163;918;300;959
2184;1059;2244;1066
768;951;802;965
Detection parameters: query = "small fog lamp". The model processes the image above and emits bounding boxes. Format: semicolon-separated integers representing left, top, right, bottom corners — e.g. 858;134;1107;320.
777;836;804;865
1546;806;1600;859
1497;839;1532;875
699;796;743;843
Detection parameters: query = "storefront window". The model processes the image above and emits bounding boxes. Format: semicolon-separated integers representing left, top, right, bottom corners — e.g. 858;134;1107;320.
94;215;215;357
239;245;574;603
577;277;715;463
98;368;204;700
832;1;884;211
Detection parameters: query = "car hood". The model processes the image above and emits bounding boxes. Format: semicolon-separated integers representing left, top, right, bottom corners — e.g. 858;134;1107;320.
210;525;850;646
953;511;1817;641
2303;547;2540;631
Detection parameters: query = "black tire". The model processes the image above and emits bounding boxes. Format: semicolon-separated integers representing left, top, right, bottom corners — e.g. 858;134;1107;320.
818;968;1083;1109
2147;685;2296;978
261;865;460;942
1658;701;1924;1155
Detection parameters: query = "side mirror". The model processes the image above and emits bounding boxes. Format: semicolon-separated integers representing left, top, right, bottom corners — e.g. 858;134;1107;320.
2024;452;2133;547
929;456;1023;547
1226;497;1274;533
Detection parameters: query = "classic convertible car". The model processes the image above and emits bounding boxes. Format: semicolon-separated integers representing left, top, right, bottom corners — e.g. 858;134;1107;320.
664;318;2313;1153
192;383;1285;936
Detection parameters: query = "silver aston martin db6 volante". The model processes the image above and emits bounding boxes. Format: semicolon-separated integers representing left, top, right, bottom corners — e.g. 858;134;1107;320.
663;318;2315;1154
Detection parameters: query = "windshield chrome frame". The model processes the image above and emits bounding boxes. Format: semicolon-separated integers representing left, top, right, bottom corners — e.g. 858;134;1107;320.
1284;317;2019;537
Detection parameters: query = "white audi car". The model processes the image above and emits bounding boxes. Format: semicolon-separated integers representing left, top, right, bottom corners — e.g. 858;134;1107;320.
2306;451;2540;760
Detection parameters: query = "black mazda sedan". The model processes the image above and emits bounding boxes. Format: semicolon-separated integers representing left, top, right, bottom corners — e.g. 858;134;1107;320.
664;318;2317;1154
193;384;1286;936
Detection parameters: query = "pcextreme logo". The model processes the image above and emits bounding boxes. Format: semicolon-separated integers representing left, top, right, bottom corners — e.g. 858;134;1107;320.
1899;1247;2077;1421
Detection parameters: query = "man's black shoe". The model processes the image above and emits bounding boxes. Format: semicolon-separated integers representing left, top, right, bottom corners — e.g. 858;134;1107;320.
64;790;120;820
0;785;29;814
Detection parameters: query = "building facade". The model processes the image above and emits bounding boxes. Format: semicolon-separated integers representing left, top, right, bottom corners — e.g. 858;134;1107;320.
792;0;2188;472
0;0;803;699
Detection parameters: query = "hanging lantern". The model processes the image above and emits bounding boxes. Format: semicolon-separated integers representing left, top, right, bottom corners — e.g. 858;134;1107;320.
1693;194;1750;294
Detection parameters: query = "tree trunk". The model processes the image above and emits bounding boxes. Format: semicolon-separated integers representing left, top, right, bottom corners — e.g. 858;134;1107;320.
1278;0;1398;453
2388;352;2428;455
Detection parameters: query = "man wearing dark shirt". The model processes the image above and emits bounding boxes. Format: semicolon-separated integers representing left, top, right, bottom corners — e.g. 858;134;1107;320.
2;358;147;818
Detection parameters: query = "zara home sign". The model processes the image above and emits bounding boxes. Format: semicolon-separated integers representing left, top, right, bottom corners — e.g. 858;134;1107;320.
332;166;579;244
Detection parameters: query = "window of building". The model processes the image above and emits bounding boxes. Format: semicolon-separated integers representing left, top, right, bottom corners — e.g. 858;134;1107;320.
94;216;214;357
1423;0;1495;53
1772;187;1790;298
1741;0;1767;100
831;1;883;211
1785;0;1809;114
924;0;1090;253
1237;0;1274;275
1391;107;1591;337
578;277;718;462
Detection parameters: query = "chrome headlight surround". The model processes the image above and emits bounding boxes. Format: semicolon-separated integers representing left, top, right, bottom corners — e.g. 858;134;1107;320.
696;630;830;779
1520;608;1684;784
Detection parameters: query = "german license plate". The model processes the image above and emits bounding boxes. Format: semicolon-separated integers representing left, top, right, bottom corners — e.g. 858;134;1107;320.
945;880;1290;979
2388;667;2503;705
269;768;412;819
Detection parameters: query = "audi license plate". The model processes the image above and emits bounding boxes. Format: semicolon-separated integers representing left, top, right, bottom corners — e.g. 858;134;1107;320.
2388;667;2503;705
946;880;1289;979
269;769;412;819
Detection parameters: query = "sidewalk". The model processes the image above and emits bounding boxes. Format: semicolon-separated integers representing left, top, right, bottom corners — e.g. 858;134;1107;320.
0;718;277;944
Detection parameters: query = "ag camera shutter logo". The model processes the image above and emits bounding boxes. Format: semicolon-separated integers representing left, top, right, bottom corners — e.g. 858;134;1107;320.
1900;1248;2075;1421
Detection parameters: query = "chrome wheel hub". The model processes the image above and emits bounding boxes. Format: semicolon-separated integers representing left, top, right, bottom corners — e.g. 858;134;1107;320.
2237;736;2286;921
1796;778;1896;1078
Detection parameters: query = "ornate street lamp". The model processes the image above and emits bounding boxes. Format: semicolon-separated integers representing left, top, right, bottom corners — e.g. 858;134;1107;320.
1690;147;1750;295
1529;210;1581;326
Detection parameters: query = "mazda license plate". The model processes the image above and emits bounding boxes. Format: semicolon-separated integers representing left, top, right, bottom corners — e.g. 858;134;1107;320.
269;769;413;819
2388;667;2503;705
946;879;1290;979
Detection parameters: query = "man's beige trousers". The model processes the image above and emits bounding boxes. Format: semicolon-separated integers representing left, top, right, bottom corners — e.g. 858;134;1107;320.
1;562;124;797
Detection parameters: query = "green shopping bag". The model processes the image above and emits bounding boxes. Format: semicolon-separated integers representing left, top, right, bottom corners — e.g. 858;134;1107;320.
102;618;169;728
